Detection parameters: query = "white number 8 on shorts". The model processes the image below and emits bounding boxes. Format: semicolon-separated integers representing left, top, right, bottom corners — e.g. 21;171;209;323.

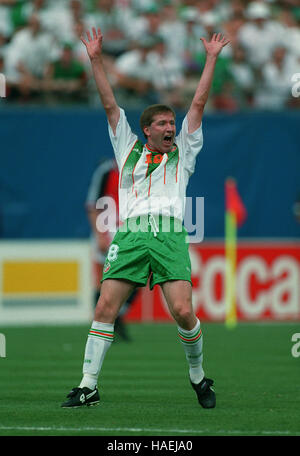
107;244;119;262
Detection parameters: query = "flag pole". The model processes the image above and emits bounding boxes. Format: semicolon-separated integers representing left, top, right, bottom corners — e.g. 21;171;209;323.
225;209;237;328
224;177;246;329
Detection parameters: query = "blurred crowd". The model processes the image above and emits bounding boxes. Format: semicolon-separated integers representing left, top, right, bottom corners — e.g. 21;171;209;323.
0;0;299;111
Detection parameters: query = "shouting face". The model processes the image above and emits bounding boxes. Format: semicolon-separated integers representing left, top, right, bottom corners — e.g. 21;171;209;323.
143;112;176;154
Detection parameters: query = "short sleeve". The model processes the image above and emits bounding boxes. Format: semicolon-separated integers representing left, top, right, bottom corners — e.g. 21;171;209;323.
108;108;138;169
176;115;203;177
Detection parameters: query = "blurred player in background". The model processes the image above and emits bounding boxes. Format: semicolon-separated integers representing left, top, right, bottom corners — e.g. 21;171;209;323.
62;27;229;409
85;158;137;341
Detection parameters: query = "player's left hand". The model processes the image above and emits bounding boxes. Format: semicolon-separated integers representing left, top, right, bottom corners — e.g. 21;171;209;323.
200;33;230;57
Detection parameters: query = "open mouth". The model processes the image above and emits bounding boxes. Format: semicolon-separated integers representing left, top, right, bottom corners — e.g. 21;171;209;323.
163;135;173;145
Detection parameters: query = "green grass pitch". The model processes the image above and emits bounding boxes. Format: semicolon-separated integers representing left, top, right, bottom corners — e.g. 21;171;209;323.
0;322;299;436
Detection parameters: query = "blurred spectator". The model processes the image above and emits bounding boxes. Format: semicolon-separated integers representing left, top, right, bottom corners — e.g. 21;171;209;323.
180;7;205;75
4;13;58;101
85;0;133;57
229;44;255;108
23;0;52;24
253;45;298;110
194;0;217;17
0;0;298;112
9;0;58;34
222;0;246;47
277;8;300;58
110;32;185;107
127;3;162;42
212;79;239;112
199;9;220;36
9;0;29;31
111;37;155;106
131;0;158;11
0;0;15;39
147;36;185;108
44;42;88;104
0;29;8;52
237;1;285;69
21;0;86;44
157;1;186;61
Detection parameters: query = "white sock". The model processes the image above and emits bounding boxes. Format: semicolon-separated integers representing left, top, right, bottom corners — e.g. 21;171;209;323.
178;318;204;384
79;320;114;390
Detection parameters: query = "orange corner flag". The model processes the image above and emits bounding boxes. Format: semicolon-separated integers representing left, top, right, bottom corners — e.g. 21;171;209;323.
225;178;247;329
225;177;247;227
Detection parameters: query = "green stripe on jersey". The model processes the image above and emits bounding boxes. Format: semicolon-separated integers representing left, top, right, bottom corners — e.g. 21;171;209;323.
120;140;143;188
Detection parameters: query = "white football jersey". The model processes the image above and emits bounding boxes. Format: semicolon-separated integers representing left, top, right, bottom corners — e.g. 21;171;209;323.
108;108;203;222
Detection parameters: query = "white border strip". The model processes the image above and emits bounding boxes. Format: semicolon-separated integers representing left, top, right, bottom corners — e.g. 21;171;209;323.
0;426;298;436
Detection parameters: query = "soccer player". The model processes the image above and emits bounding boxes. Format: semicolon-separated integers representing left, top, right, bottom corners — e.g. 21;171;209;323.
61;27;229;409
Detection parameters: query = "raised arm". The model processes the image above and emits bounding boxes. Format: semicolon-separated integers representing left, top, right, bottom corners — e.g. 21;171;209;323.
81;27;120;134
187;33;230;133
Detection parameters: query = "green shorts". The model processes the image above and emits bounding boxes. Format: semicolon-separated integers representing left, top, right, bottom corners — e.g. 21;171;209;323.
101;215;192;290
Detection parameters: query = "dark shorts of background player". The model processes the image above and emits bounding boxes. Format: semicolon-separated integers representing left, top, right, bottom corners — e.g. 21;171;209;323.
101;216;192;290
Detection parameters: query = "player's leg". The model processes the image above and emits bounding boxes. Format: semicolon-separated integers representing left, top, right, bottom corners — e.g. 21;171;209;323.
61;278;136;407
161;280;216;408
80;278;135;384
93;277;135;322
114;289;138;341
93;260;133;341
161;280;204;382
82;278;135;384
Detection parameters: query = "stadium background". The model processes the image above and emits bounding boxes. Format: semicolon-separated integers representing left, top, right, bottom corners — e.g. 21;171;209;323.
0;0;300;438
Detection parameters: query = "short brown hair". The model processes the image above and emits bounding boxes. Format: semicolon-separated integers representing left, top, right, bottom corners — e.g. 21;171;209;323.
140;104;176;138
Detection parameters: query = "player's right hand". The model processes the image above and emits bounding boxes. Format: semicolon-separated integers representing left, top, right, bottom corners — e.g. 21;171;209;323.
81;27;103;61
200;33;230;58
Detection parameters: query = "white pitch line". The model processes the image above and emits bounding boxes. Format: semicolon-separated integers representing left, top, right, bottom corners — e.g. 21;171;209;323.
0;426;298;435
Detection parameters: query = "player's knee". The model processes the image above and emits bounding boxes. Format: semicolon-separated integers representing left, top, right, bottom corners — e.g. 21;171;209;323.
171;300;193;323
